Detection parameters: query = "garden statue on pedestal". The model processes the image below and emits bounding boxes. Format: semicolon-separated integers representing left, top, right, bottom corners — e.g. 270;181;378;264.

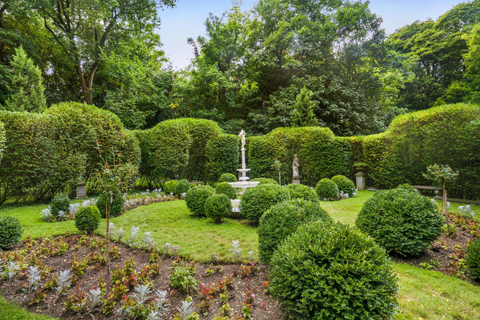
292;154;300;184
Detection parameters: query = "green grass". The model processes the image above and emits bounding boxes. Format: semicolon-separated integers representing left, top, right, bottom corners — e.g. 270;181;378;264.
0;296;57;320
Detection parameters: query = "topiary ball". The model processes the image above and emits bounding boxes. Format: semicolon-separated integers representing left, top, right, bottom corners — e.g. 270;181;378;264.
258;199;333;263
0;216;23;249
205;194;232;223
240;184;289;223
356;189;443;257
215;182;237;199
75;206;101;234
218;173;237;183
252;178;279;185
285;184;318;202
175;179;191;196
50;193;70;217
331;175;356;197
96;193;125;219
466;238;480;281
315;178;339;200
269;221;398;319
185;185;216;216
396;183;418;194
164;180;178;194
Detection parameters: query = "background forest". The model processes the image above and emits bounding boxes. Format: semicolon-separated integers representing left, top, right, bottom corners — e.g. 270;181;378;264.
1;0;479;136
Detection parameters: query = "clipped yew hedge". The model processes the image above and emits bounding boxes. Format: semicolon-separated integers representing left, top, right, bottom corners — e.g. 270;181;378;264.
205;134;240;181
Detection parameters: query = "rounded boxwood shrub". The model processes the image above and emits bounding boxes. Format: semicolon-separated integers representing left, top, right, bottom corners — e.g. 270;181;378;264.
0;216;23;249
315;178;339;200
96;193;125;219
258;199;333;263
205;194;232;223
215;182;237;199
269;221;398;319
51;193;70;217
466;238;480;281
75;206;101;234
285;184;318;202
185;185;215;216
164;180;178;194
175;179;191;195
218;173;237;183
331;175;356;197
252;178;279;185
240;184;289;223
396;183;417;193
356;189;443;257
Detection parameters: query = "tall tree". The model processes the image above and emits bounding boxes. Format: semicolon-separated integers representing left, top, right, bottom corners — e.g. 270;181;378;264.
291;86;317;127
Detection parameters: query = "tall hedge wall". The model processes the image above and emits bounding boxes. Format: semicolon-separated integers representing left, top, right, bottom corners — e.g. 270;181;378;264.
0;121;5;164
205;134;240;181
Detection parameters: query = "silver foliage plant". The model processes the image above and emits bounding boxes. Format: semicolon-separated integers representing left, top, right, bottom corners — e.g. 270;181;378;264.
41;207;54;222
176;300;194;320
127;226;140;247
459;205;475;219
56;269;72;294
229;240;242;262
142;232;156;250
27;266;42;291
88;287;103;309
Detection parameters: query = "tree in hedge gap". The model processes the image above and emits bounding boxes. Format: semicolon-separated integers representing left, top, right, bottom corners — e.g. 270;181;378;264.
423;164;459;224
1;46;46;113
271;157;282;185
94;140;137;275
291;86;318;127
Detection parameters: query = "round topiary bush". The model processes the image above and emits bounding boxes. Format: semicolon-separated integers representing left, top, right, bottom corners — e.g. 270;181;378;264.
0;216;23;249
466;238;480;281
185;185;216;216
96;193;125;219
205;194;232;223
215;182;237;199
356;189;443;257
285;184;318;202
75;206;101;234
396;183;417;193
50;193;70;217
269;221;398;319
331;175;356;197
258;199;333;263
252;178;279;185
175;179;191;196
315;178;339;200
218;173;237;183
164;180;178;194
240;184;289;223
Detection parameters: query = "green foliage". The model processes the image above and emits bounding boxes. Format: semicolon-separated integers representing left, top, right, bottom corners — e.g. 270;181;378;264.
269;221;398;319
466;238;480;281
356;189;443;257
218;173;237;183
315;178;339;200
331;175;356;197
396;183;418;193
185;185;215;216
50;193;70;217
240;184;289;223
164;180;179;194
75;206;101;234
291;87;318;127
423;164;459;183
257;199;332;263
175;179;191;195
284;184;318;202
96;193;125;219
0;122;4;164
215;182;237;199
0;216;23;249
252;178;278;185
205;194;232;223
205;134;240;181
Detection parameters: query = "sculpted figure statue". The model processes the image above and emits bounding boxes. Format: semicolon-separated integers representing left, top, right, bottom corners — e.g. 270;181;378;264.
238;129;246;149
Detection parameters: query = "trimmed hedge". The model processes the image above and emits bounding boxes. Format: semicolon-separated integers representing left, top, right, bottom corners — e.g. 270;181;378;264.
252;178;279;185
466;238;480;281
175;179;191;195
96;193;125;218
205;194;232;223
257;199;332;263
185;185;215;216
205;134;240;181
215;182;237;199
218;173;237;183
269;221;398;319
164;180;178;194
240;184;289;223
315;178;339;200
356;188;443;257
331;175;356;196
75;206;101;234
0;121;5;164
50;193;70;217
284;184;318;202
0;216;23;249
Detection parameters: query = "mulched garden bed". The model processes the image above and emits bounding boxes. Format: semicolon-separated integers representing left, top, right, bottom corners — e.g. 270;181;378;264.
0;234;284;320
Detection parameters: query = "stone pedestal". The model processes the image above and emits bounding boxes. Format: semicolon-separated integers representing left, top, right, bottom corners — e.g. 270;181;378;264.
355;172;365;190
292;176;301;184
71;181;88;199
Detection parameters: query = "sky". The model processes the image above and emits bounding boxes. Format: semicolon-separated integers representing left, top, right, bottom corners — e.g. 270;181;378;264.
157;0;468;70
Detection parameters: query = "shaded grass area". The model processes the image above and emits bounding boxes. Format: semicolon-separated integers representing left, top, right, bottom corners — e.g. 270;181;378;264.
0;296;57;320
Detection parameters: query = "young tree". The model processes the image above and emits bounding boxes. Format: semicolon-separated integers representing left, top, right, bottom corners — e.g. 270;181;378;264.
291;87;318;127
2;46;46;112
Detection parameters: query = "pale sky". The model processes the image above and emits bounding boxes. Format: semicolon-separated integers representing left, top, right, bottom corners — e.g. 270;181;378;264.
157;0;468;70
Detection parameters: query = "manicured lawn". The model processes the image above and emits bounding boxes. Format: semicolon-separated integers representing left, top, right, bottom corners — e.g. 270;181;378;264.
0;296;57;320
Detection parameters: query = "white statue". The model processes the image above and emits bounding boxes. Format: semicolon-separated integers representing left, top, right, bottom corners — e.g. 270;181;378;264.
238;129;246;150
292;154;300;184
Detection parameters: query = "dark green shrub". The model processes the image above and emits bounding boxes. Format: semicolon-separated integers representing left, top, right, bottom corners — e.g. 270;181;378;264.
0;216;23;249
75;206;101;234
396;183;418;193
240;184;289;223
269;221;398;319
50;193;70;217
164;180;178;194
356;189;443;257
315;178;339;200
215;182;237;199
284;184;318;202
466;238;480;281
96;193;125;218
206;134;240;181
258;199;332;263
0;121;5;164
252;178;278;185
218;173;237;183
185;185;215;216
205;194;232;223
331;175;356;196
174;179;190;195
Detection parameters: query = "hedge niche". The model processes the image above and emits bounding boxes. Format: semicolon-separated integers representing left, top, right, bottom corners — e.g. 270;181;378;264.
205;134;240;181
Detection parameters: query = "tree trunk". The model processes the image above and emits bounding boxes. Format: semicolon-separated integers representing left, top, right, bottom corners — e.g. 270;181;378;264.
75;62;99;105
443;180;448;224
